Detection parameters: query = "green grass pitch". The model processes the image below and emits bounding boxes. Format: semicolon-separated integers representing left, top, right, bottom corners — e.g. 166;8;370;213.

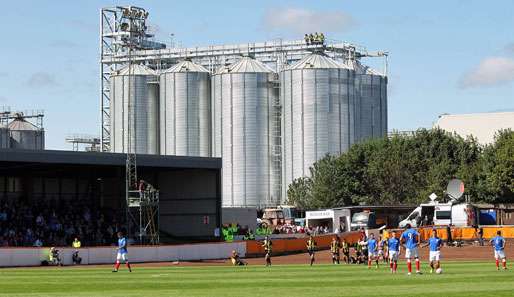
0;262;512;297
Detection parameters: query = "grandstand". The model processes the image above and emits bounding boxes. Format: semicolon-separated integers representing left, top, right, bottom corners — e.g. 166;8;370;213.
0;149;221;245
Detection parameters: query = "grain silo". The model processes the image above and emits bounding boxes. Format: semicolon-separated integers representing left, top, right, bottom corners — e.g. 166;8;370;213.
352;61;388;141
280;53;357;199
212;57;280;208
109;64;159;154
8;114;44;150
160;60;211;156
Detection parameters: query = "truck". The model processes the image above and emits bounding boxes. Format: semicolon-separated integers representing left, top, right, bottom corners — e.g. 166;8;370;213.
261;205;303;226
350;211;378;231
398;202;478;228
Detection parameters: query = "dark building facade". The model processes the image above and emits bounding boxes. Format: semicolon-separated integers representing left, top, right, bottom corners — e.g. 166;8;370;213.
0;149;221;243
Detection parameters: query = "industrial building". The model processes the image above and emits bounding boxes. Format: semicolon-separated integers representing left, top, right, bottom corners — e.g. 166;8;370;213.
100;6;389;209
435;111;514;145
0;149;221;242
0;110;45;150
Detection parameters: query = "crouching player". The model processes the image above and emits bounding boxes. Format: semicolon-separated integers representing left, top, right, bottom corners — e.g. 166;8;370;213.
112;231;132;272
230;250;247;266
366;233;379;269
388;231;400;273
491;230;507;270
422;229;443;273
401;224;422;275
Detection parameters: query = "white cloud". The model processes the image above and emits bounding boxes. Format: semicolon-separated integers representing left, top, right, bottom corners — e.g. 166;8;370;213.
459;57;514;88
27;72;59;88
262;7;356;35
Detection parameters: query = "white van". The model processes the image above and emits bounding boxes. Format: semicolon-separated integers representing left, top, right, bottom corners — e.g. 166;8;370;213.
399;202;478;228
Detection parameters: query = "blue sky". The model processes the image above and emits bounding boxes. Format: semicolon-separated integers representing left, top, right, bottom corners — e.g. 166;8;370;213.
0;0;513;149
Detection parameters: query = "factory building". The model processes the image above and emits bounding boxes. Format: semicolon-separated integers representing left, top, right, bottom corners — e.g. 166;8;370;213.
435;111;514;145
0;111;45;150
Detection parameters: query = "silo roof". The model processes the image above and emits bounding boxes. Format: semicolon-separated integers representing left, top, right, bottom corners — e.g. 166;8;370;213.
347;60;385;76
287;53;349;70
163;60;209;73
217;57;274;74
8;119;39;131
116;64;157;76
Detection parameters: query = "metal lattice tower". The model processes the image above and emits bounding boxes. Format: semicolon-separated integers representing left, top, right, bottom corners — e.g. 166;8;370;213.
102;6;161;244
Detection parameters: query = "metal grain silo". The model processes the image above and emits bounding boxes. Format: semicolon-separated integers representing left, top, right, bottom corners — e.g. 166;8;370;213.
110;64;159;154
8;115;44;150
160;60;211;156
281;54;356;200
352;61;388;141
212;57;280;208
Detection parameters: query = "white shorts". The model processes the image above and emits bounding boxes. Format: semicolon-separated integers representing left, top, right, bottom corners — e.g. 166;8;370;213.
389;251;399;261
405;248;419;259
429;251;441;262
368;251;378;258
494;250;506;260
378;250;384;256
117;252;128;261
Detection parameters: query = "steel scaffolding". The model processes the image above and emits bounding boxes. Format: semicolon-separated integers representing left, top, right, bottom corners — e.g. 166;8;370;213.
101;6;161;244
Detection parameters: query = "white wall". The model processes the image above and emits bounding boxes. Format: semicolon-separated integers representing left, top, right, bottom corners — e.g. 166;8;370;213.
0;242;246;267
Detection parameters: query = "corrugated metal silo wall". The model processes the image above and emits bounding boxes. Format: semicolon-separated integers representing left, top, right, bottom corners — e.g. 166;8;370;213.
212;72;280;208
110;74;159;154
280;67;356;201
357;74;387;141
9;130;44;150
0;128;9;148
160;71;211;156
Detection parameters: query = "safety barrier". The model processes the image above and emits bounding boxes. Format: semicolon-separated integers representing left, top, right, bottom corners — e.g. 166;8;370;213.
0;241;246;267
245;232;361;256
385;226;514;241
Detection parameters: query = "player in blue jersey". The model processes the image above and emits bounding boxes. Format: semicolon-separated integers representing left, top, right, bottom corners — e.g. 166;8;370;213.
112;231;132;272
388;231;400;273
401;224;421;275
422;229;443;273
365;233;379;269
490;230;507;270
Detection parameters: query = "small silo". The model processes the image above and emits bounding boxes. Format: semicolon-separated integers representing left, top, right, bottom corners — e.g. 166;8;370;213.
212;57;280;208
352;61;388;141
110;64;159;155
280;53;357;200
160;60;211;156
8;115;45;150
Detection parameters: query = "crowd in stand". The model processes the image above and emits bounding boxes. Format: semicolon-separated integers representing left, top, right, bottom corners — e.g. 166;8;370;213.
222;223;332;241
0;199;122;247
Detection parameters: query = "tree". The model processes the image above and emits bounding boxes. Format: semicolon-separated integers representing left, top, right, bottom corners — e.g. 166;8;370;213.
484;130;514;202
286;177;312;210
286;127;501;209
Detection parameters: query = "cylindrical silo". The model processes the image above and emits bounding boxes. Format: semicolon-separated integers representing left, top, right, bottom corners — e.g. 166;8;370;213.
110;64;159;155
8;115;45;150
160;60;211;156
212;57;280;208
281;53;357;200
352;61;388;141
